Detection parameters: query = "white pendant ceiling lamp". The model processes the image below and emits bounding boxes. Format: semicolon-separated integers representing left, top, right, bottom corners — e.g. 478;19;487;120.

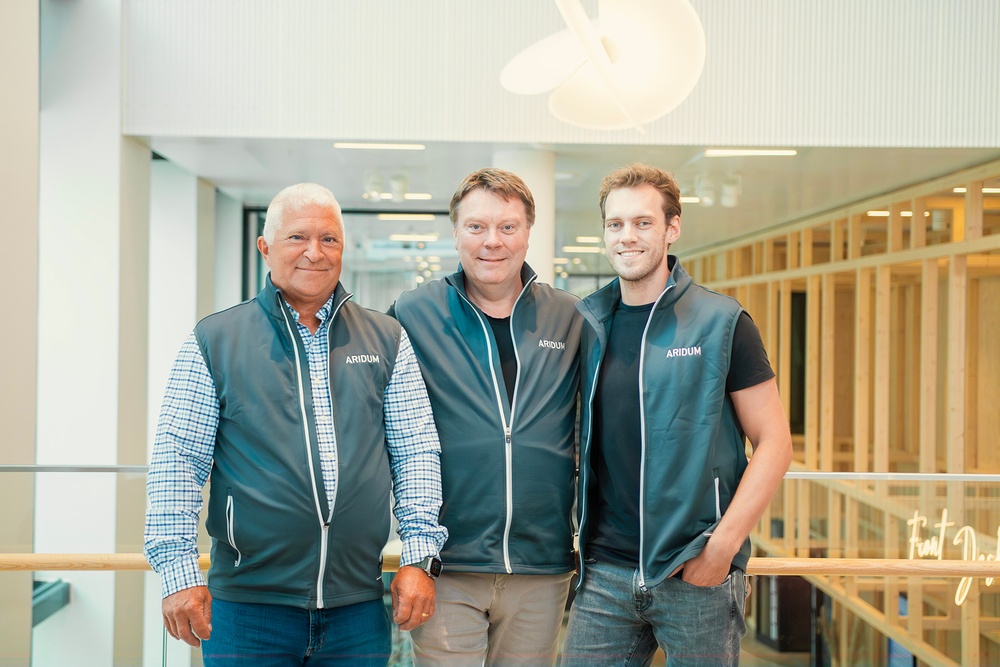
500;0;706;132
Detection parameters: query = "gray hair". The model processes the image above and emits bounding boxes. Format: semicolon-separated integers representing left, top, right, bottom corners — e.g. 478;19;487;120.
262;183;343;243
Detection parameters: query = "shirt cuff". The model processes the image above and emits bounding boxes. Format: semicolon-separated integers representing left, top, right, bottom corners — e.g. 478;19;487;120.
158;556;208;598
399;536;441;568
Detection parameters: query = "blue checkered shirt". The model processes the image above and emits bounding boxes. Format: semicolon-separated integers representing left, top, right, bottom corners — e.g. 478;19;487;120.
144;294;446;598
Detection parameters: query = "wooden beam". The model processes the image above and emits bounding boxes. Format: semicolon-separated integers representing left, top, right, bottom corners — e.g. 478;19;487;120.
966;278;979;471
849;215;864;259
965;180;984;241
832;219;847;262
888;204;905;252
806;275;821;469
787;231;800;269
947;256;967;474
695;233;1000;291
763;238;776;274
820;274;836;471
910;198;927;248
854;268;873;472
802;227;815;267
779;280;792;421
766;281;779;374
873;265;891;472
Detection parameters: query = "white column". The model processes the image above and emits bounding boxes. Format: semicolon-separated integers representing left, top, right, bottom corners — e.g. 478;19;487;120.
214;190;245;311
141;159;206;667
34;1;133;665
147;160;203;448
492;150;556;285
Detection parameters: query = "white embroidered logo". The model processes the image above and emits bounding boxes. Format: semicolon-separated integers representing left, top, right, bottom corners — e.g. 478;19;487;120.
345;354;380;364
538;339;566;350
665;346;701;358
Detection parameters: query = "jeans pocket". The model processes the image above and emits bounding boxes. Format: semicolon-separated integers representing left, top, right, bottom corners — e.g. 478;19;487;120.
674;572;732;592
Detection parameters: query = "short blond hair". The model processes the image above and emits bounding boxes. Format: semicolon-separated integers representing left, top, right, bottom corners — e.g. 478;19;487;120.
599;164;682;223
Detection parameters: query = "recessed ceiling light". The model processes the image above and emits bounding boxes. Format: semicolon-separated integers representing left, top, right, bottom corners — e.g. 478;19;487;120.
866;210;890;217
680;196;700;204
333;142;426;151
404;193;433;200
553;258;569;265
561;246;605;254
953;186;1000;194
379;213;436;221
703;149;797;157
575;236;602;243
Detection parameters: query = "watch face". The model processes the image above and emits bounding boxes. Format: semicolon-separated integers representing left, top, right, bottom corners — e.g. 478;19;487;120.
428;558;442;577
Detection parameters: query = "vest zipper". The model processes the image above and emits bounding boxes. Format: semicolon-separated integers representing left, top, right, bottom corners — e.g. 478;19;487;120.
456;276;533;574
318;298;348;603
577;342;603;589
276;292;349;609
636;283;674;591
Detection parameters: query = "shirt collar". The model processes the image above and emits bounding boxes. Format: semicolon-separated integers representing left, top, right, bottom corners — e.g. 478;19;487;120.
283;292;337;325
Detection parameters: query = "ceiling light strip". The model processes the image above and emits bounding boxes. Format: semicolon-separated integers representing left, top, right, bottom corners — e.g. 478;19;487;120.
388;234;439;242
704;149;797;157
333;142;426;151
377;213;436;221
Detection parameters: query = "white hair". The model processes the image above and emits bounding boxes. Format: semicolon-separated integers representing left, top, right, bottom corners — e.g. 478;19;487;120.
262;183;343;243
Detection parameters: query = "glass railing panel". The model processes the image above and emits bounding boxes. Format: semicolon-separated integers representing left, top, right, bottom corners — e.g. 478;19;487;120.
752;471;1000;666
4;467;1000;665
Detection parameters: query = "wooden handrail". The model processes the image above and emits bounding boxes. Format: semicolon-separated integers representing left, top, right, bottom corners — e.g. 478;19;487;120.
2;554;999;577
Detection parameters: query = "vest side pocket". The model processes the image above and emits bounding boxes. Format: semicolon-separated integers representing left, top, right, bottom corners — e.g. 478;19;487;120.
712;468;722;521
225;489;243;567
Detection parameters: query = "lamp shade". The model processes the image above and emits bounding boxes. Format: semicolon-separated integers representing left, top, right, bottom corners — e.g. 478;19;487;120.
500;0;706;131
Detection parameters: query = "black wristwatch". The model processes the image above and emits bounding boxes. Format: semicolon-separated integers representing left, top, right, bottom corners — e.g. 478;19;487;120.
413;555;442;579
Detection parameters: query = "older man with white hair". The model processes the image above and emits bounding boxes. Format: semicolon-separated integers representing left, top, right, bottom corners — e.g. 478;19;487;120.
144;183;447;666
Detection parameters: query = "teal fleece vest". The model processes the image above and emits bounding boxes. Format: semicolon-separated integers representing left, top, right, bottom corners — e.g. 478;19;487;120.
195;276;400;609
391;264;582;574
576;259;749;589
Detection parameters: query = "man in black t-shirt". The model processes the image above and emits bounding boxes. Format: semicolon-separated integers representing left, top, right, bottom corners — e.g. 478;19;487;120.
562;164;793;667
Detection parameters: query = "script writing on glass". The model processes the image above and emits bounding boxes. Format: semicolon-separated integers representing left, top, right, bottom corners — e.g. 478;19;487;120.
907;508;998;605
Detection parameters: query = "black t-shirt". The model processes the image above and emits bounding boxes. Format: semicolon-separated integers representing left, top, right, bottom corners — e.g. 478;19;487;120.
486;314;516;404
587;304;774;565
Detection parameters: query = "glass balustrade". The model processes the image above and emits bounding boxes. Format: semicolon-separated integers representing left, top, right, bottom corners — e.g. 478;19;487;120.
3;466;999;666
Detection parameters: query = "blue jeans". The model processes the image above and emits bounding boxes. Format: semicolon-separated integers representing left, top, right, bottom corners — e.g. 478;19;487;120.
201;597;392;666
561;560;747;667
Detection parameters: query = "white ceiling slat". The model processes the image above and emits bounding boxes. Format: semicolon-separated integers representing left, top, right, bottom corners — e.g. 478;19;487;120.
123;0;1000;148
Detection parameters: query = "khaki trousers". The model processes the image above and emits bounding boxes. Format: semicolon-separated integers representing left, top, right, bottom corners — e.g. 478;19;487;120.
410;571;573;667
